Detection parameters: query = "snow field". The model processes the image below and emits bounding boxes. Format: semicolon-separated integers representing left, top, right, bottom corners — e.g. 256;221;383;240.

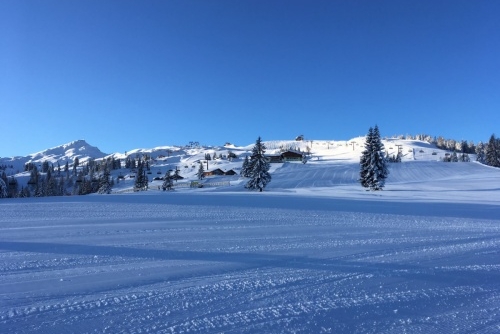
1;194;500;333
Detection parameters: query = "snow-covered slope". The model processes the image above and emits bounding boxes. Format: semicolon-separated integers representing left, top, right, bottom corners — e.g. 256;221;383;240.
2;137;496;203
1;138;500;333
0;140;107;174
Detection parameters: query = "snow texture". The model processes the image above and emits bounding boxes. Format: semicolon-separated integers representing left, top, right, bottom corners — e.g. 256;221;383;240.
1;137;500;333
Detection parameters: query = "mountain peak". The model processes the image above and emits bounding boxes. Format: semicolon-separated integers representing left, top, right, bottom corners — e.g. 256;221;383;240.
31;140;108;162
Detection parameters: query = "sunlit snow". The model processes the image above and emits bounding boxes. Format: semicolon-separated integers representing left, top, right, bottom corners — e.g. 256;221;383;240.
1;138;500;333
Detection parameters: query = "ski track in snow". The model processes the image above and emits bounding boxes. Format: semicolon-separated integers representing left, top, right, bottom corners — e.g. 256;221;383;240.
1;193;500;333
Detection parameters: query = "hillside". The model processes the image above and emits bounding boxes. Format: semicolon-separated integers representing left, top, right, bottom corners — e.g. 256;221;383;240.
2;137;498;203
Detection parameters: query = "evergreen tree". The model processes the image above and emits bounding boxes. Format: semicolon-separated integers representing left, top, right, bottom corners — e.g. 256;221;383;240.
162;170;173;191
0;177;7;198
197;162;205;180
485;134;500;167
475;141;485;163
359;125;389;190
98;166;112;194
359;127;374;188
0;171;7;190
134;161;148;191
173;168;181;181
8;177;19;198
240;156;250;177
45;169;58;196
245;136;271;192
42;161;49;173
73;157;80;176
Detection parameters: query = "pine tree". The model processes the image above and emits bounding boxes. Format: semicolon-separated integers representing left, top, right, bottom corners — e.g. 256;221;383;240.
134;161;148;191
475;142;485;163
0;177;7;198
485;134;500;167
173;168;181;181
73;157;79;176
245;136;271;192
359;125;389;190
0;171;8;191
8;177;19;198
240;156;250;177
197;162;205;180
162;170;173;191
98;166;112;194
359;127;374;188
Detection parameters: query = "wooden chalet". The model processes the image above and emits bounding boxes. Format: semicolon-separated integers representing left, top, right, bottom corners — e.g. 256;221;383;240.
203;168;238;177
266;154;283;163
203;168;225;177
281;151;303;162
266;150;304;163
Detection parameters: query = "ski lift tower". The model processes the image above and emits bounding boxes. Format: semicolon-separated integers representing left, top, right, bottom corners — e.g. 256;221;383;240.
395;144;403;160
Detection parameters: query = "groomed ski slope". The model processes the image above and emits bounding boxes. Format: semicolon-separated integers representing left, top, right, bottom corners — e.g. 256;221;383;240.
1;138;500;333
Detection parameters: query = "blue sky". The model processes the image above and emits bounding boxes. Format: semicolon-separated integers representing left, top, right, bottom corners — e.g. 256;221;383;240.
1;0;499;157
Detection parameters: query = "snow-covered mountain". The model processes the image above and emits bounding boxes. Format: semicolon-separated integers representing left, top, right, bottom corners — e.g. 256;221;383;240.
0;139;107;174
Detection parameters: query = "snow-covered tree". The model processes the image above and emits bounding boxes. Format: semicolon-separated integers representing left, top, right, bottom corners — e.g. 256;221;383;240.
485;134;500;167
0;177;7;198
197;162;205;180
240;156;250;177
359;127;374;188
73;157;79;176
162;170;173;191
173;168;181;182
359;125;389;191
134;161;148;191
245;136;271;192
98;166;112;194
475;141;485;163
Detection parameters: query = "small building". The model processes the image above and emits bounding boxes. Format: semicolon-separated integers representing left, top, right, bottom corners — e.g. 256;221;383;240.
224;169;237;175
266;150;303;163
281;151;303;162
203;168;225;177
267;155;283;163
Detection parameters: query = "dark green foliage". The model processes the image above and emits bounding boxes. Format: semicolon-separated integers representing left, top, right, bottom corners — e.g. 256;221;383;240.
134;161;148;191
245;136;271;192
240;156;250;177
162;170;173;191
197;162;205;180
173;168;181;181
485;134;500;167
98;166;112;194
359;125;389;191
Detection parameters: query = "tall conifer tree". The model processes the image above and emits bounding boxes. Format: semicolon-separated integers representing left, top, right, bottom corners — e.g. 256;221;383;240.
245;136;271;192
360;125;388;190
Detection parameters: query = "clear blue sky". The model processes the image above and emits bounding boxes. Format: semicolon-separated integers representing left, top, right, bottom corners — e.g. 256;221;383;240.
1;0;499;157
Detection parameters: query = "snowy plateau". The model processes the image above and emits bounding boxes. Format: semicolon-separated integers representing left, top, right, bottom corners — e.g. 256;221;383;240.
1;138;500;333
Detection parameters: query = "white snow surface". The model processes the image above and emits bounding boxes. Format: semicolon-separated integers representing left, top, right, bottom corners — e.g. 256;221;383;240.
1;138;500;333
